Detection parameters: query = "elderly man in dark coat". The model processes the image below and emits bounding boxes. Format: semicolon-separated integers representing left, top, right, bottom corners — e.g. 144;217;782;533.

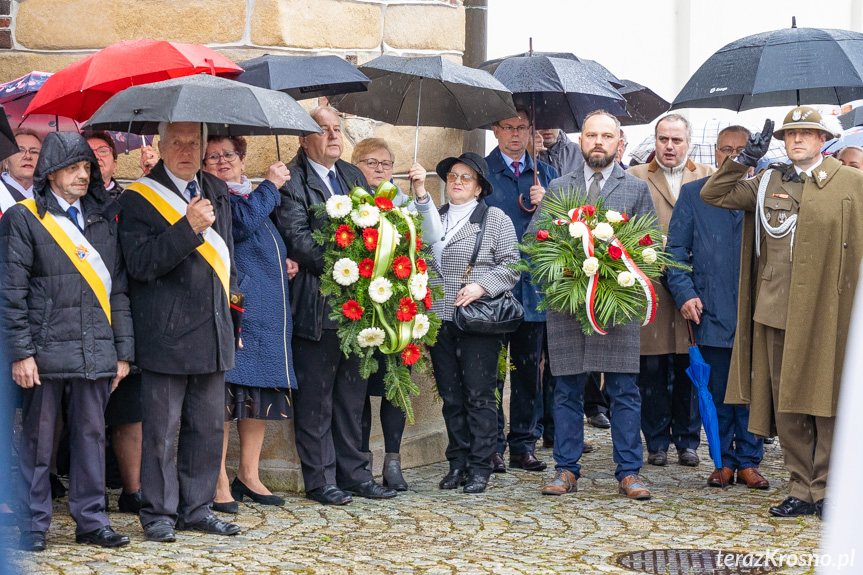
0;132;133;551
119;121;239;541
533;111;656;500
666;126;767;490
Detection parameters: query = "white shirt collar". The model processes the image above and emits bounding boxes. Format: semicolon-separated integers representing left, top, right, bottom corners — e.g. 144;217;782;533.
582;162;615;190
793;155;823;178
1;172;33;198
307;158;339;195
164;167;199;203
50;190;84;228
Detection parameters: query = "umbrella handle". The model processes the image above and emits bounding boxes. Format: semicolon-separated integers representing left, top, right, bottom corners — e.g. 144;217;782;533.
687;319;696;347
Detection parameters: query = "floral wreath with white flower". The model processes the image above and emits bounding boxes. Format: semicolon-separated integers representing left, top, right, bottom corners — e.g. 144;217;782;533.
313;181;443;422
517;187;688;335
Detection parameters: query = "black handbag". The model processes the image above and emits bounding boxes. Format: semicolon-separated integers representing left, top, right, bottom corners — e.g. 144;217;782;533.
452;208;524;335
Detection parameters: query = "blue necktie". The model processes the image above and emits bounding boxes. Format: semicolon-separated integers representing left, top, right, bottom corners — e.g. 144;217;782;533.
66;206;83;232
186;180;199;200
327;170;344;196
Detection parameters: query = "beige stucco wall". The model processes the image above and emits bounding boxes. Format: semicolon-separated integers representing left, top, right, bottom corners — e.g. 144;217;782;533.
3;0;469;490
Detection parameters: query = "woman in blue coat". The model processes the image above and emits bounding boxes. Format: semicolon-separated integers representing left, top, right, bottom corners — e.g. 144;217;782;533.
203;136;296;513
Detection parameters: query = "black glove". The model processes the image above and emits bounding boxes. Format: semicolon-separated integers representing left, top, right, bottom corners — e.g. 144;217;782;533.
735;119;774;167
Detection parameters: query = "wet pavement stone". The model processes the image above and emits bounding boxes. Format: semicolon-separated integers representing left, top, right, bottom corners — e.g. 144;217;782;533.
4;427;821;574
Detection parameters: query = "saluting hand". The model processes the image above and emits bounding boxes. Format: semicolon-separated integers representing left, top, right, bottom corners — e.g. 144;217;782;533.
187;195;216;233
736;119;774;167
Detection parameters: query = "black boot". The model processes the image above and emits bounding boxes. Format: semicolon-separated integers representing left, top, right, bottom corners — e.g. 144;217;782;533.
382;453;408;491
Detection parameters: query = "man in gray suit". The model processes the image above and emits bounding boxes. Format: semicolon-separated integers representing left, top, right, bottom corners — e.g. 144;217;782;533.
536;111;656;500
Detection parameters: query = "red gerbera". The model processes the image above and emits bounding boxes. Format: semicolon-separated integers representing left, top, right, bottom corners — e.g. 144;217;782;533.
342;300;364;321
583;205;597;217
423;287;433;310
375;197;394;211
396;297;418;322
415;258;427;273
401;344;421;366
335;224;355;248
392;256;412;279
404;231;422;252
638;234;653;246
621;213;630;223
536;230;549;241
608;244;622;260
363;228;379;251
358;258;374;278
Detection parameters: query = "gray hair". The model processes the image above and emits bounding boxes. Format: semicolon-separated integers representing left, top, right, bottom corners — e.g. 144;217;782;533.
157;121;208;143
307;105;343;126
655;113;692;144
834;145;863;160
717;125;751;142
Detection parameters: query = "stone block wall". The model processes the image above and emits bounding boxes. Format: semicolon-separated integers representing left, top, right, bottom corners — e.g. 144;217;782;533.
2;0;469;490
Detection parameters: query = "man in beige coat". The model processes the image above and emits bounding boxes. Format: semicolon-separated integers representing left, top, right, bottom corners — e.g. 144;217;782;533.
702;106;863;519
629;114;715;468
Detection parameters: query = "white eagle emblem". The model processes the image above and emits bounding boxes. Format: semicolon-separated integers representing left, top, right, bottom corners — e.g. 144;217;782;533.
792;109;802;121
75;245;89;260
817;170;827;182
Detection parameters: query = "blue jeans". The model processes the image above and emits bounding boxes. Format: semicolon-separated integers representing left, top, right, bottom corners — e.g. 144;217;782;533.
700;346;763;470
553;372;643;482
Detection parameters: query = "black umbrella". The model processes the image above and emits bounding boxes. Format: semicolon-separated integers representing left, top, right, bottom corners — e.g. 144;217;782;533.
838;107;863;130
0;105;18;163
85;73;322;136
235;54;370;100
672;18;863;111
331;54;517;162
481;51;625;89
617;79;670;126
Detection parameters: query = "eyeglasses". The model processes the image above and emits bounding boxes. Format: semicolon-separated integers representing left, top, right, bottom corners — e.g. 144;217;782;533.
204;151;241;164
497;125;530;134
91;146;113;158
360;158;394;170
717;146;746;155
447;172;476;183
17;147;40;157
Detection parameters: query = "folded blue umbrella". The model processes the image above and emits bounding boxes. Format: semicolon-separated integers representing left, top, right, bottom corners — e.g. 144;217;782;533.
685;322;725;483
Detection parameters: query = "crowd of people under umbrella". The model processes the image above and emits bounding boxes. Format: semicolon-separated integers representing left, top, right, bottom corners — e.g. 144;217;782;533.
0;21;861;553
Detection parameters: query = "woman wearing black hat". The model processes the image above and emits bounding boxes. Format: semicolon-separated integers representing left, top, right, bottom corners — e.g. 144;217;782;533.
429;152;520;494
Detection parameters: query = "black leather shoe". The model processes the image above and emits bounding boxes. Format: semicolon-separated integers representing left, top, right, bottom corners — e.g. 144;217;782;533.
769;496;816;517
647;450;668;466
463;474;489;494
343;479;397;499
509;451;547;471
306;485;352;505
19;531;46;552
815;498;826;520
117;490;142;514
763;437;775;444
76;525;130;547
678;448;700;467
542;438;554;449
491;452;506;473
582;443;598;454
439;469;467;490
586;413;611;429
231;477;285;506
50;473;66;500
181;514;240;536
144;520;176;542
212;501;239;514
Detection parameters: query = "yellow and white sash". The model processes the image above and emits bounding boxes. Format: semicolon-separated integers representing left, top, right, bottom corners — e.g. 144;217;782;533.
125;177;231;300
20;199;113;324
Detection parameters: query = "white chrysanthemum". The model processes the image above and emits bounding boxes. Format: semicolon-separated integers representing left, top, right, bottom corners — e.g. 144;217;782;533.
350;204;381;228
593;222;614;241
582;257;600;276
357;327;386;348
325;195;352;219
412;314;430;338
368;277;393;303
332;258;359;286
568;222;584;238
605;210;624;224
409;273;428;301
641;247;657;264
617;271;635;287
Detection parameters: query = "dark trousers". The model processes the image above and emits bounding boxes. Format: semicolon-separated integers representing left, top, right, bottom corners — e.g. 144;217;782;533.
431;322;501;476
638;353;701;453
361;396;406;454
139;370;224;528
553;372;642;481
19;377;111;535
292;331;371;491
495;321;543;455
584;372;610;417
700;346;763;470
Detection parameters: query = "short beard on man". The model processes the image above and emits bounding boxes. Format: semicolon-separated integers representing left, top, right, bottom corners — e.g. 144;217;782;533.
583;147;615;169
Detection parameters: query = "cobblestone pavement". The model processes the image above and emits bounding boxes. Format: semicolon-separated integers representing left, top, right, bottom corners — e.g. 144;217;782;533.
4;426;822;574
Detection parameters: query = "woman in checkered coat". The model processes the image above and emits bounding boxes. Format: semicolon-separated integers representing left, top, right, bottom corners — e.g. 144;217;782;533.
428;152;520;495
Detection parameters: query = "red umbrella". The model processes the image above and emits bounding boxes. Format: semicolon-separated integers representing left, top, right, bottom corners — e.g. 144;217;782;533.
25;39;242;122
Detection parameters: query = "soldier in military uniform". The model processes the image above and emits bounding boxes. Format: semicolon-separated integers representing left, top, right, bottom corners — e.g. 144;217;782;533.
701;107;863;519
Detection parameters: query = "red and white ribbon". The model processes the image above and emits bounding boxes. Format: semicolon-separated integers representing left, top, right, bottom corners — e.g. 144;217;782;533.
610;237;657;326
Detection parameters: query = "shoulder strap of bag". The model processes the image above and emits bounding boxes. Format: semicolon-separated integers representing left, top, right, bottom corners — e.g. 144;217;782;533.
462;203;489;283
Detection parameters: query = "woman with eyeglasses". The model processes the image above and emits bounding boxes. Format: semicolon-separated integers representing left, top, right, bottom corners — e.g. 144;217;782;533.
202;135;294;513
428;152;520;494
350;138;443;490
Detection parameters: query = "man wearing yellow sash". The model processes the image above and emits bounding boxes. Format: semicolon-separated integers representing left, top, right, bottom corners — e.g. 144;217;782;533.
118;122;239;542
0;132;134;551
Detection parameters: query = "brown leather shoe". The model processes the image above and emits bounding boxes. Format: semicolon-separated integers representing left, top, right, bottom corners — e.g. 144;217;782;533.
491;452;506;473
707;467;735;487
737;467;769;490
509;451;547;471
618;474;651;500
541;469;577;495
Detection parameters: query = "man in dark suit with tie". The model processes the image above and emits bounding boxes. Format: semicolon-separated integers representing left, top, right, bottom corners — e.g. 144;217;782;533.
274;106;396;505
118;121;240;541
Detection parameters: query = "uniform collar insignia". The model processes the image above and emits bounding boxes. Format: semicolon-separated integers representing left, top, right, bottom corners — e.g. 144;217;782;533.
817;170;827;182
